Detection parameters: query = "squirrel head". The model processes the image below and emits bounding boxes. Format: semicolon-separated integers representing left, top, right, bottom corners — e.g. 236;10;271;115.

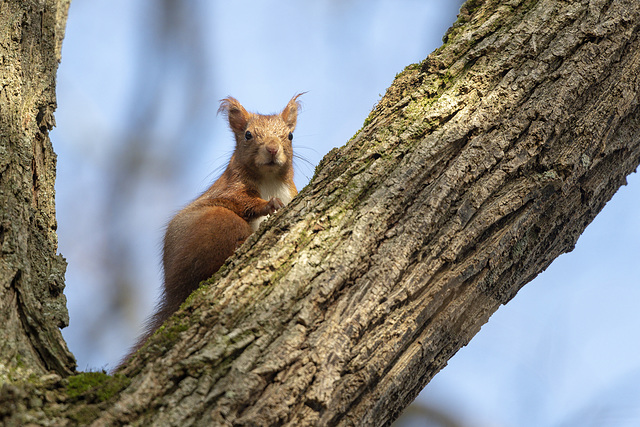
218;94;303;178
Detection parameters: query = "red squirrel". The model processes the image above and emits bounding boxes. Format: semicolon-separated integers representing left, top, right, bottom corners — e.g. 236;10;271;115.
119;95;301;367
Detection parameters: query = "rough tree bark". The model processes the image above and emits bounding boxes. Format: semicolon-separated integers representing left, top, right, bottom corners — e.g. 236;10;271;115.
0;0;75;380
2;0;640;426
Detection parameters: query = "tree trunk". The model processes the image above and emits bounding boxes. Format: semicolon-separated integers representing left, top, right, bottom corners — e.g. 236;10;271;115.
3;0;640;425
0;0;75;379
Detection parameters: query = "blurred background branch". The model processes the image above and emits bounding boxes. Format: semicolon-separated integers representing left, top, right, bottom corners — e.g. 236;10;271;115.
102;0;208;354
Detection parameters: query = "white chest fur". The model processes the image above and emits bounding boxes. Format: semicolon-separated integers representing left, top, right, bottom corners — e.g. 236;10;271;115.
250;179;293;231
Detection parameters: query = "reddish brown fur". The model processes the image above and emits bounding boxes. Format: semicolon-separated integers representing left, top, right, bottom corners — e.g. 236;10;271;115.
117;94;302;369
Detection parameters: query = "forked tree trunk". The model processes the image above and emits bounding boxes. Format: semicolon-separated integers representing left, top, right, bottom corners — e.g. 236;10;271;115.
2;0;640;426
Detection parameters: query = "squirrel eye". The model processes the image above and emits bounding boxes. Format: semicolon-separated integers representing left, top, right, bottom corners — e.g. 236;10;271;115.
288;132;293;141
245;130;252;140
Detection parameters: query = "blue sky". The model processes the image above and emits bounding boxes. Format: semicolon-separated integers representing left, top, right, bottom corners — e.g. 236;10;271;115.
52;1;640;425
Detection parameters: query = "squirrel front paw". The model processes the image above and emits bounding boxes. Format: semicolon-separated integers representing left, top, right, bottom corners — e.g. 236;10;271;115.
265;197;285;215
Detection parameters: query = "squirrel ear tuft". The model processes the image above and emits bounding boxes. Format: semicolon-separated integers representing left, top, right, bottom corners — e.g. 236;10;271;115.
218;97;251;133
281;93;305;129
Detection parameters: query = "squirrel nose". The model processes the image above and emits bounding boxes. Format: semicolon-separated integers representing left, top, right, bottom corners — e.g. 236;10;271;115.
266;145;279;156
